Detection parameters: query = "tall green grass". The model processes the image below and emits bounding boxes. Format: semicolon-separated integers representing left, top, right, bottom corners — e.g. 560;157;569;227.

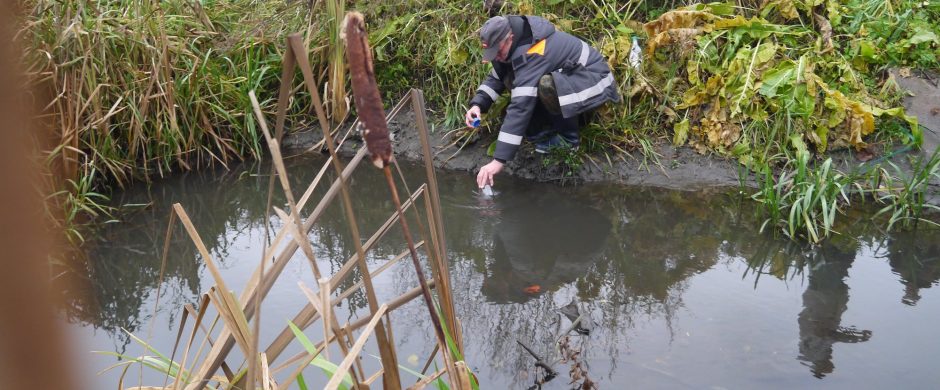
873;147;940;230
751;146;940;243
26;0;322;184
24;0;316;242
753;156;853;243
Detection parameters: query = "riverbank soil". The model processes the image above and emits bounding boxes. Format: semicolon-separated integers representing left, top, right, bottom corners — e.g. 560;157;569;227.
285;71;940;195
893;69;940;153
285;110;748;189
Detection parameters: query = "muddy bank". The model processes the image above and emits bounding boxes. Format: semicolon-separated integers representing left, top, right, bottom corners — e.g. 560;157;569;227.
284;71;940;194
283;112;749;191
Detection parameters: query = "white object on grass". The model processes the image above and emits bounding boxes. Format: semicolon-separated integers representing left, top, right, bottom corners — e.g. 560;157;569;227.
629;36;642;70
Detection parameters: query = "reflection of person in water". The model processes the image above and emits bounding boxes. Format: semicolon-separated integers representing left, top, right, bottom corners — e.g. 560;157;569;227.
885;232;940;306
797;246;872;378
480;189;611;303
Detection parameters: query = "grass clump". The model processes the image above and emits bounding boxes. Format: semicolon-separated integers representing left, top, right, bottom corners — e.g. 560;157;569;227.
753;156;853;243
22;0;316;242
872;147;940;230
25;0;311;184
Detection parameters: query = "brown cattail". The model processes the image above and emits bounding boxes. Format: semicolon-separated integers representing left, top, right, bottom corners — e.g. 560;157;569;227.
343;12;392;168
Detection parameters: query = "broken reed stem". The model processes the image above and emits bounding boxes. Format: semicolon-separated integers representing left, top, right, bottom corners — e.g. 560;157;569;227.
173;301;210;389
420;344;440;376
278;281;437;390
263;187;427;363
410;89;460;349
184;296;233;382
318;278;332;361
157;209;178;388
249;90;312;389
186;106;369;390
325;305;389;390
253;86;371;386
381;166;450;364
164;302;190;387
275;344;326;390
172;205;255;362
407;367;446;390
251;34;297;390
248;91;323;280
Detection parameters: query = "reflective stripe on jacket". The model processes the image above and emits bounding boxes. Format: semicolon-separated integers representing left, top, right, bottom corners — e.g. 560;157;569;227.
469;15;620;162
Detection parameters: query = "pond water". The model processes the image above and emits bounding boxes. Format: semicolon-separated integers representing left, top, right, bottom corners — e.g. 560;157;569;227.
65;154;940;389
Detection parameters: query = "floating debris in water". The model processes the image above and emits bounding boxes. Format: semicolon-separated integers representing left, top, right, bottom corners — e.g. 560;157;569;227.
523;284;541;294
559;298;593;335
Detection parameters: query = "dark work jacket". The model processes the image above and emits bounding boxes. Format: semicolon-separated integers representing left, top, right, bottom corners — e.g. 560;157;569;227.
469;15;621;162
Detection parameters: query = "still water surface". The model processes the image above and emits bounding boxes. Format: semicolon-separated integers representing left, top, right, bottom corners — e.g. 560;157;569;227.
67;155;940;389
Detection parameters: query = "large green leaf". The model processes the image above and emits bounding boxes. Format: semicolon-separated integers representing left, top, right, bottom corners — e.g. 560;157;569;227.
682;2;736;16
907;27;939;46
787;84;815;118
759;61;796;98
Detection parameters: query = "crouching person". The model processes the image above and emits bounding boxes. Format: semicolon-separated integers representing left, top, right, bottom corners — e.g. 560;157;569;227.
467;15;621;188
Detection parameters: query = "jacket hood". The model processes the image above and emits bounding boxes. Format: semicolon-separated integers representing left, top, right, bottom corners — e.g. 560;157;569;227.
527;16;555;40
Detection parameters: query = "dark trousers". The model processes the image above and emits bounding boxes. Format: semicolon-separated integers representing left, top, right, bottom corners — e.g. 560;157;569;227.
526;100;580;145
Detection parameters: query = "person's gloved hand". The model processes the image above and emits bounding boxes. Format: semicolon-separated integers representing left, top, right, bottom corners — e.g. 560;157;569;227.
464;105;482;127
476;159;503;188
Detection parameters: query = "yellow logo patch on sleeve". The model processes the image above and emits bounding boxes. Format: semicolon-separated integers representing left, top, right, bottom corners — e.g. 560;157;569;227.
526;39;546;56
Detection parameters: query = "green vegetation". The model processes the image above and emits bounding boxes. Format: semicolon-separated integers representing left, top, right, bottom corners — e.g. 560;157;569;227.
288;320;356;389
24;0;313;244
872;147;940;230
20;0;940;244
751;146;940;243
753;156;853;243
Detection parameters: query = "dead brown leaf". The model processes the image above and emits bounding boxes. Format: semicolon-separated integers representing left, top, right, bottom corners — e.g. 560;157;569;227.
646;27;704;56
813;13;834;54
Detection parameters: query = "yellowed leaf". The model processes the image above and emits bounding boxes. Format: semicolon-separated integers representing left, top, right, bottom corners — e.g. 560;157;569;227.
644;10;718;36
646;27;705;56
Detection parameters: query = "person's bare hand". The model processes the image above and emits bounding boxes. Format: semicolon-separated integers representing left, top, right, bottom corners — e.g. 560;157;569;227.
464;105;482;127
476;159;504;188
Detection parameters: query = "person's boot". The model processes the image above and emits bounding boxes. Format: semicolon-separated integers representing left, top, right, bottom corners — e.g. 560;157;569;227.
536;111;579;154
535;134;579;154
